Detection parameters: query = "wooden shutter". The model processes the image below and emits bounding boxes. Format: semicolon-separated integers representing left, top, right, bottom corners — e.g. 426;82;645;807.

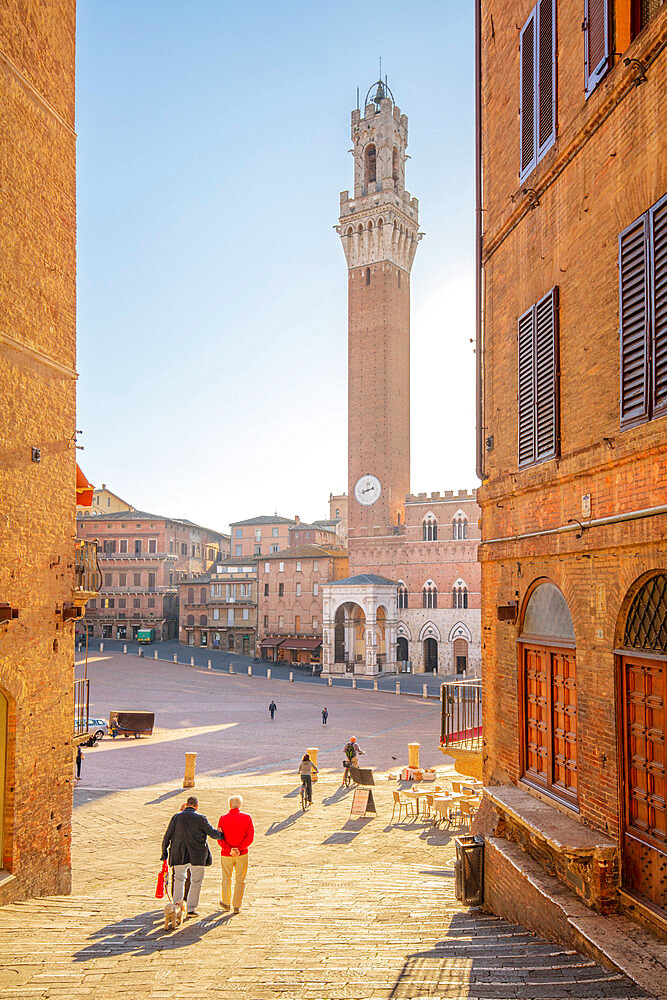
535;287;559;460
619;214;650;427
537;0;556;159
520;9;537;179
518;306;535;465
584;0;611;97
649;194;667;419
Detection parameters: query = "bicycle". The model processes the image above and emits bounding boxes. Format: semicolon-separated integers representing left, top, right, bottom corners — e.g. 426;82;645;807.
300;777;311;811
342;760;354;787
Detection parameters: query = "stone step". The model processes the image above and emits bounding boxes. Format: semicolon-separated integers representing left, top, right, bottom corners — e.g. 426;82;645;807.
487;837;667;997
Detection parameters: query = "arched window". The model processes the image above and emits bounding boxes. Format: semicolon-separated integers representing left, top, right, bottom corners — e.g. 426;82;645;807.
200;587;206;604
187;614;194;626
392;146;399;182
422;581;438;609
422;513;438;541
187;587;194;604
397;583;408;609
452;512;468;539
519;581;577;807
365;267;371;285
452;580;468;609
200;614;207;626
365;143;376;184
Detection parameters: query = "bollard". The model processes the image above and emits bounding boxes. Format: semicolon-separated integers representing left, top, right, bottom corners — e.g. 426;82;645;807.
138;648;143;657
173;653;178;663
352;678;356;689
154;650;158;660
395;681;400;695
190;656;195;667
289;671;294;683
267;668;272;679
373;680;378;692
123;644;127;654
207;659;212;670
422;683;428;698
306;747;319;782
99;642;104;652
408;742;420;768
328;677;332;687
182;752;197;788
248;665;252;676
229;663;234;674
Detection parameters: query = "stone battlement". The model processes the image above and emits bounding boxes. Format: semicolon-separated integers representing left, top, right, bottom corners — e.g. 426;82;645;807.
405;489;478;504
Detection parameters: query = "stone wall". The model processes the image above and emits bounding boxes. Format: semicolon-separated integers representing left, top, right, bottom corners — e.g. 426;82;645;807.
0;0;77;902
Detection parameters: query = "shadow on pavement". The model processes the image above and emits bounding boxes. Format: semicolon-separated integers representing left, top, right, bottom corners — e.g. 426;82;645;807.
322;817;375;844
321;785;351;806
72;909;235;962
145;788;186;806
265;811;305;835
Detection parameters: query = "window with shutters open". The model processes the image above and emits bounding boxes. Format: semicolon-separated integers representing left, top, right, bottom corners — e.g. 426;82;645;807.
620;193;667;429
518;288;560;468
520;0;557;181
584;0;611;96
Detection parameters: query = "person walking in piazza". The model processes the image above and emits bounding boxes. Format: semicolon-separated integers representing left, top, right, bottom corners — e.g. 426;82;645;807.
269;699;277;720
75;744;83;779
217;794;254;913
161;795;224;917
321;707;328;725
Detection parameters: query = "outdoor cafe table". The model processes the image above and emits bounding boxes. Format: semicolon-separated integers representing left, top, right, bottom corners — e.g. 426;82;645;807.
433;793;467;827
402;788;433;816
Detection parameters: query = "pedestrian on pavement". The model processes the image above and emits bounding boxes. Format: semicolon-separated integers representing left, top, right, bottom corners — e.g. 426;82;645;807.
161;795;224;917
298;753;319;804
269;699;277;720
76;744;83;779
321;707;328;725
217;794;254;914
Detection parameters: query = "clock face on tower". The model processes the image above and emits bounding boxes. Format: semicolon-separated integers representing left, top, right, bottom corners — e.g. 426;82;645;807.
354;474;382;506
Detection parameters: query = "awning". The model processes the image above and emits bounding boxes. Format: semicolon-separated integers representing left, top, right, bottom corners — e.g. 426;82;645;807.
76;464;94;507
279;637;322;651
260;636;285;648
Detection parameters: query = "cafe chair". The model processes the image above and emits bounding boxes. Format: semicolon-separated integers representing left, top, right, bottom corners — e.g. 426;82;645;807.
459;800;476;830
391;790;415;824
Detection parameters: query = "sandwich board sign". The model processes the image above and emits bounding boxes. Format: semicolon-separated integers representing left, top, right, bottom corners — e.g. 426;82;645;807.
350;787;376;818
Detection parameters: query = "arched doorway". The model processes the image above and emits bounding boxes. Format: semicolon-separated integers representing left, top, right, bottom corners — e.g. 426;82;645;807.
424;638;438;672
519;581;577;807
454;637;468;674
617;573;666;917
334;603;366;670
397;636;409;662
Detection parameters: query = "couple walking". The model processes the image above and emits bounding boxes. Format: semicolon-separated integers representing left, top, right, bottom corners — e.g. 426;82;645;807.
161;795;254;917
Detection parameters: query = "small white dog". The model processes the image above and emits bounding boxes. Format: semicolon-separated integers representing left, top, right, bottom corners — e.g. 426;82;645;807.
163;898;187;931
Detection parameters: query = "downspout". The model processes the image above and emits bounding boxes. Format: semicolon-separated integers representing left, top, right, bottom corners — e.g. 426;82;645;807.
475;0;485;481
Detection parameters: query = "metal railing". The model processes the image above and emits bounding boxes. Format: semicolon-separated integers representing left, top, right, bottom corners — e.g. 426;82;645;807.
73;677;90;737
440;678;482;750
74;540;102;594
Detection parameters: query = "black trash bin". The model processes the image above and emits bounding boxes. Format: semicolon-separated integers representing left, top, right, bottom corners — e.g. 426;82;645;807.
454;834;484;906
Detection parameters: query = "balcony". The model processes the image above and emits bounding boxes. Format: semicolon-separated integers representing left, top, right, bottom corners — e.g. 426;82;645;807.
73;540;102;606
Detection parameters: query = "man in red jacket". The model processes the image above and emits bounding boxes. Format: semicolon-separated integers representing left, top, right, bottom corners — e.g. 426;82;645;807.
217;794;254;913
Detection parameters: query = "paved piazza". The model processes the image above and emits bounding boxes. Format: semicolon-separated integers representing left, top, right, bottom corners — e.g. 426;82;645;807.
0;655;655;999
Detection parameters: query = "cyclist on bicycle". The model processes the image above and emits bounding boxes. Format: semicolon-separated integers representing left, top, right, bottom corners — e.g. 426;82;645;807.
344;736;364;770
298;753;319;805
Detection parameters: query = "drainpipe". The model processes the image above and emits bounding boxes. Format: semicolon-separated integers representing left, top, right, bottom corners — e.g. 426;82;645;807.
475;0;484;482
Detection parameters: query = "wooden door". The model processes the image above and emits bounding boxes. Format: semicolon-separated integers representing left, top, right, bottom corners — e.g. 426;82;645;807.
621;655;667;914
552;650;578;799
524;645;549;782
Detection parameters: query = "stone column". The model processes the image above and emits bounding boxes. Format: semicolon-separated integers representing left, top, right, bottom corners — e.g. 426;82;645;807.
365;617;377;675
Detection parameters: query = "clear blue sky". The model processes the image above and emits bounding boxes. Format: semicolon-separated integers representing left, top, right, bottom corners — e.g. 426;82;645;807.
76;1;476;532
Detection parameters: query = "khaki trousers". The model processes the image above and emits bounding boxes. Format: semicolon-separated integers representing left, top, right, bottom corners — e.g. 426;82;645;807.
220;854;248;908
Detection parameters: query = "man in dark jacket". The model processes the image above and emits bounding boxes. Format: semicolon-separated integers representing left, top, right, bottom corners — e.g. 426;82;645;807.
161;795;224;916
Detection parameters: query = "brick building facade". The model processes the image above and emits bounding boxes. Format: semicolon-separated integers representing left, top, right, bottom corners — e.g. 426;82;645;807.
77;510;227;641
473;1;666;934
0;1;78;903
258;547;349;665
179;561;257;655
230;515;295;559
322;81;481;676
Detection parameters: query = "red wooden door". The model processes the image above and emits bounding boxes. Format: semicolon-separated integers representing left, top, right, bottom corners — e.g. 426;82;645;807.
552;650;578;799
524;645;549;782
621;655;667;915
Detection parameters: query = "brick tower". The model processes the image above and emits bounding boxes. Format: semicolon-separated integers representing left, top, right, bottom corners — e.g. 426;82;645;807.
338;80;421;559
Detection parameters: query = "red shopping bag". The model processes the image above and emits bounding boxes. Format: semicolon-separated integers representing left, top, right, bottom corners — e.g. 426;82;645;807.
155;860;168;899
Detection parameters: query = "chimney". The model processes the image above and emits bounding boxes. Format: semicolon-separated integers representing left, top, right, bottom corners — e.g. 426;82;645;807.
295;515;300;525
